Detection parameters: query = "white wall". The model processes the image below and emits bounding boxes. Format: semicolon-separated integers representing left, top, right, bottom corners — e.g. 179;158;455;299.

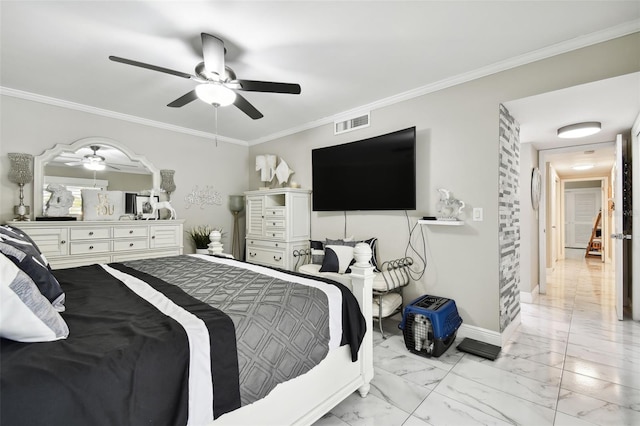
0;96;250;253
248;33;640;334
519;143;539;298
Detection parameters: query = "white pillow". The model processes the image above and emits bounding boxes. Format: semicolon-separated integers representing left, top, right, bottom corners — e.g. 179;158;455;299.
320;245;354;274
0;254;69;342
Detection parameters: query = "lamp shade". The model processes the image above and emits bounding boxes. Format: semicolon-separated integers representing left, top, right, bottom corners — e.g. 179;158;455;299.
160;169;177;193
557;122;601;139
229;195;245;213
195;83;236;107
8;153;33;185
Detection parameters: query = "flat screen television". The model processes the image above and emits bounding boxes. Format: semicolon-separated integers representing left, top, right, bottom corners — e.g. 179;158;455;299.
312;126;416;211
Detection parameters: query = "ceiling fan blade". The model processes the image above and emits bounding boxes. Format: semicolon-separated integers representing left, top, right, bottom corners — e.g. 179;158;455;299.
201;33;225;79
237;80;301;94
107;164;121;171
167;90;198;108
233;93;264;120
109;56;193;79
65;161;83;167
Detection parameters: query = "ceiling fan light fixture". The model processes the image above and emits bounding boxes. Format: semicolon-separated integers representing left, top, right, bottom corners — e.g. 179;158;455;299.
557;122;601;139
84;161;106;171
195;83;236;107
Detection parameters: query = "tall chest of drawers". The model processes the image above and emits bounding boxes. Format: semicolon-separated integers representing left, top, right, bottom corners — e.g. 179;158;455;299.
244;188;310;271
8;220;184;269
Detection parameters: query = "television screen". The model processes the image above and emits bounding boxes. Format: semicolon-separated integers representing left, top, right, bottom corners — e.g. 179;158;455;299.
312;126;416;211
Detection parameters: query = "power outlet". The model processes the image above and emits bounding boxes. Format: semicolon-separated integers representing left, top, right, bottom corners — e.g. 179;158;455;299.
473;207;483;221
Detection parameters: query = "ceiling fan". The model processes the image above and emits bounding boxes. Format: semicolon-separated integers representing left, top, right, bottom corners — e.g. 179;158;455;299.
65;145;119;171
109;33;301;120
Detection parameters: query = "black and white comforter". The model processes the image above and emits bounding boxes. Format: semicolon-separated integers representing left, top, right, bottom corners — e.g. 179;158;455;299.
0;255;365;426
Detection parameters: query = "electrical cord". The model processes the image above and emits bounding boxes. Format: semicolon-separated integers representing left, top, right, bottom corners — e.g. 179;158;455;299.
404;210;427;281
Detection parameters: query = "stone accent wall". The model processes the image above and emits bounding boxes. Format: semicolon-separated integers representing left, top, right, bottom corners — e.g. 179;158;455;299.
499;104;521;332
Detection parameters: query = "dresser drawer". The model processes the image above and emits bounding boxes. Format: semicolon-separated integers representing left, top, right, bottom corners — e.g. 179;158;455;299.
113;227;148;238
246;246;286;268
113;238;149;252
247;239;286;249
70;227;110;240
265;219;285;229
265;207;285;218
70;241;111;255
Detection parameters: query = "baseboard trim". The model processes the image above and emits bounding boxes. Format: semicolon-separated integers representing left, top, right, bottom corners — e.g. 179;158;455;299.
520;285;539;304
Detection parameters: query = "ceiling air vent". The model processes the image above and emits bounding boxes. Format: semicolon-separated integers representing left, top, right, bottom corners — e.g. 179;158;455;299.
334;113;370;135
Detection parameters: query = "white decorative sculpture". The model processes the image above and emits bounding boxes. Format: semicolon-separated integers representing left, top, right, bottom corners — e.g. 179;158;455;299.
147;188;176;220
44;183;74;217
436;188;465;220
255;154;277;189
274;159;294;186
208;229;224;255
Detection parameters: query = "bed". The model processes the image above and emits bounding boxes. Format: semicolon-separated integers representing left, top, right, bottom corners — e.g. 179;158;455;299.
0;231;374;426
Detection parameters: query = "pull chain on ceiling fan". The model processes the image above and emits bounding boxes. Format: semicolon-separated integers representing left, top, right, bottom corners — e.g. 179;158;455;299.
109;33;301;120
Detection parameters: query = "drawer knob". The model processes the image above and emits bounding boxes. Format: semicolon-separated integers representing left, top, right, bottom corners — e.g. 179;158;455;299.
88;231;94;236
273;256;282;261
272;233;276;237
129;230;134;234
61;240;66;244
129;243;134;247
89;245;94;250
249;252;256;257
275;243;279;247
152;235;156;239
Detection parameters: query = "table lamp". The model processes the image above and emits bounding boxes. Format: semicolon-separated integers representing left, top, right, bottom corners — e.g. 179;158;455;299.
8;153;33;221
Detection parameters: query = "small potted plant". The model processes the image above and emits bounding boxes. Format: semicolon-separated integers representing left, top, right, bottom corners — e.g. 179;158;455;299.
187;225;214;254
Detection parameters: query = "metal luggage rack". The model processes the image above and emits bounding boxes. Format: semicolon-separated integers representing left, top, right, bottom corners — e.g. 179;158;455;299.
375;257;412;337
293;247;412;338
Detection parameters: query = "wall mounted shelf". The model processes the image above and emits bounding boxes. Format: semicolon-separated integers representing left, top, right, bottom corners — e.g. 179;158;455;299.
418;219;464;226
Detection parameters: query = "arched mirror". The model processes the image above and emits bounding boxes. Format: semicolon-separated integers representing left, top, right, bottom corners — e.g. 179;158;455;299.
33;137;159;218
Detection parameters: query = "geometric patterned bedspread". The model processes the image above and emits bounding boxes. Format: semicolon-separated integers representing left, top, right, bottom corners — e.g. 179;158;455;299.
122;255;330;405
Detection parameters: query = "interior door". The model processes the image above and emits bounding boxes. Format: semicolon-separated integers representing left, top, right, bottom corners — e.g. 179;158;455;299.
613;134;624;320
565;188;601;248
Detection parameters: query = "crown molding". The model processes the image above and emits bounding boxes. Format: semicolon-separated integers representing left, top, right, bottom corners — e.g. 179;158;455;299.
249;20;640;145
2;21;638;148
0;87;248;147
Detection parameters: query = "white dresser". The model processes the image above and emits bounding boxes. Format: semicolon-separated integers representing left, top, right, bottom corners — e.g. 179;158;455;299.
9;220;184;269
244;188;310;271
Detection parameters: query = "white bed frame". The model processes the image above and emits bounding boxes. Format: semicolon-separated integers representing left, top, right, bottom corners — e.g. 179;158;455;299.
212;245;375;426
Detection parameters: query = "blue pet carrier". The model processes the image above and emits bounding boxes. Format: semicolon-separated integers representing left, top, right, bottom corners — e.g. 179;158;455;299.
399;294;462;357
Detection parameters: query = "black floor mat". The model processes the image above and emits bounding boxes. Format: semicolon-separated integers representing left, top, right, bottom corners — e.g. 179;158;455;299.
456;337;501;360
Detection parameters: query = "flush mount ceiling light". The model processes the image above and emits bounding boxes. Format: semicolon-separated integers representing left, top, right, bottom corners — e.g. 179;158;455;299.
557;122;601;139
572;164;595;171
195;83;237;107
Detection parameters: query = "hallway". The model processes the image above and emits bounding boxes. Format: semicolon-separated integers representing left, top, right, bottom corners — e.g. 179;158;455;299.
315;249;640;425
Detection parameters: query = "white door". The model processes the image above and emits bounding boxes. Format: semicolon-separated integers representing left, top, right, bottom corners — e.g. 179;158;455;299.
613;134;624;320
565;188;601;248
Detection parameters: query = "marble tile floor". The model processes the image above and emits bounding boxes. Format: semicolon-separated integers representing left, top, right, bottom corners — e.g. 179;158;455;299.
314;251;640;426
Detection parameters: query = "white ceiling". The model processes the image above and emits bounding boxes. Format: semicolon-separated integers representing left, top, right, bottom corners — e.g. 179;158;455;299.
1;1;639;151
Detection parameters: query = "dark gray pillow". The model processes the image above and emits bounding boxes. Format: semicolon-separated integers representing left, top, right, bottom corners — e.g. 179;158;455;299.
0;241;65;312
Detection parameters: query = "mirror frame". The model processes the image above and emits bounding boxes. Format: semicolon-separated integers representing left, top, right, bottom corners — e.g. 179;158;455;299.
33;137;159;218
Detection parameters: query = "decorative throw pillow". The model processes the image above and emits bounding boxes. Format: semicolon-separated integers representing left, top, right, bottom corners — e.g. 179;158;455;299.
0;254;69;342
0;225;49;266
81;189;124;221
320;245;355;274
0;242;65;312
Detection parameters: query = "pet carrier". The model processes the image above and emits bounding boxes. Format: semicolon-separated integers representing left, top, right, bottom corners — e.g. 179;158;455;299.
398;294;462;357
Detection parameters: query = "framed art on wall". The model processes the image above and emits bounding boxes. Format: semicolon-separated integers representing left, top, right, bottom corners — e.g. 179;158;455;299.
136;195;159;219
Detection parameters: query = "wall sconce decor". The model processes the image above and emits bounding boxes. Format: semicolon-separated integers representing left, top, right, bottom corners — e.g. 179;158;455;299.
160;169;176;200
8;153;34;221
229;195;245;259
